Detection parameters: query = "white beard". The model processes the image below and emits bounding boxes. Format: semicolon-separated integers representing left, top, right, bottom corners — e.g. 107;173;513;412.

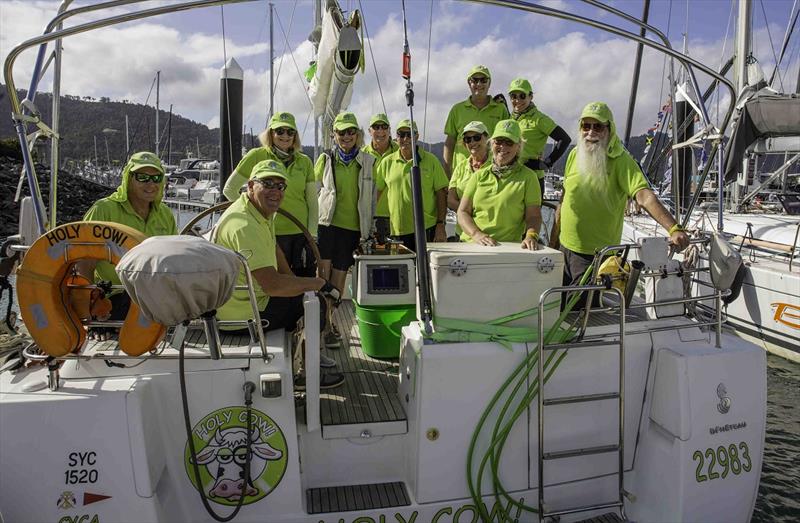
576;135;610;194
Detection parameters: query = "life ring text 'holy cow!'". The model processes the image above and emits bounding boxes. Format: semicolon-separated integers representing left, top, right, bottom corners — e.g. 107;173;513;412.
16;221;167;356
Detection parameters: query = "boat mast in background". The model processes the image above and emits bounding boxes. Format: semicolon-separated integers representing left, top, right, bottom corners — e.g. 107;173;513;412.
155;70;160;157
268;2;274;121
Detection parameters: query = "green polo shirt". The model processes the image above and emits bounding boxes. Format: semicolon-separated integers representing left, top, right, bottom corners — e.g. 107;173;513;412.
559;149;650;255
460;162;541;243
314;153;362;231
444;97;510;167
83;198;176;285
232;147;314;235
213;193;278;326
514;106;557;179
363;141;399;218
449;154;490;198
375;148;449;236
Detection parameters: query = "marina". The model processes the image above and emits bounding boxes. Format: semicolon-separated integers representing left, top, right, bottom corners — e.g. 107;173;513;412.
1;1;799;522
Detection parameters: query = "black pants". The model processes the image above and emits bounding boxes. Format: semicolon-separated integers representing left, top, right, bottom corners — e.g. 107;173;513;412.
391;226;435;253
276;233;316;277
560;245;603;310
247;295;327;333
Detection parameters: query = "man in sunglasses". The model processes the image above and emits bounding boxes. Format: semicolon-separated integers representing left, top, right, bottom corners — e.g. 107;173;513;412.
80;151;177;338
375;119;449;251
557;102;690;287
362;113;398;240
443;65;510;177
213;160;344;389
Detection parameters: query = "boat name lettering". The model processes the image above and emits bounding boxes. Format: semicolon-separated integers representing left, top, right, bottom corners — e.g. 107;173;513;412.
692;441;752;483
45;224;81;246
91;225;129;245
57;514;99;523
771;302;800;330
709;421;746;435
192;409;277;441
316;497;524;523
65;451;98;485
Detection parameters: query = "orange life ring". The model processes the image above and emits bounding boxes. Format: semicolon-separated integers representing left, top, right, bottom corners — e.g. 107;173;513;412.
16;221;167;356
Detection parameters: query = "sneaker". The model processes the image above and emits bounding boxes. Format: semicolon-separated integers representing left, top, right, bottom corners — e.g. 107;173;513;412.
293;371;345;391
324;330;342;349
320;353;337;368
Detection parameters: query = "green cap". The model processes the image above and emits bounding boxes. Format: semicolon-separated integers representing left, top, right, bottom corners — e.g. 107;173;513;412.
508;77;532;94
490;119;522;143
249;159;288;181
580;102;614;124
333;111;360;131
462;120;488;136
269;111;297;131
127;151;164;175
396;119;418;132
467;65;491;80
369;113;390;127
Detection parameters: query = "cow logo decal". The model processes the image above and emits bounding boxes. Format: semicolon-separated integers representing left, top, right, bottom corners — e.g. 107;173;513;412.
716;383;731;414
184;406;288;506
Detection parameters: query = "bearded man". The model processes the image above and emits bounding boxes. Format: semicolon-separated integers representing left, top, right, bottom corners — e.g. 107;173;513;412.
557;102;690;286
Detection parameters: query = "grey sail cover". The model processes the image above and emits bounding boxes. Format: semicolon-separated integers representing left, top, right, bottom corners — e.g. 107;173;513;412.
116;235;241;325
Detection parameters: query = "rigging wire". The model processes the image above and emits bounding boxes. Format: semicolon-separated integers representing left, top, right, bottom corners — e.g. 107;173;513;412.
769;0;799;87
272;0;298;94
714;0;736;126
357;0;387;116
274;10;314;109
759;0;785;91
422;0;434;148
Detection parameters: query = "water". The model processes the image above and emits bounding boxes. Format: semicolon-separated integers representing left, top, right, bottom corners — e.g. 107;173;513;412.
752;354;800;522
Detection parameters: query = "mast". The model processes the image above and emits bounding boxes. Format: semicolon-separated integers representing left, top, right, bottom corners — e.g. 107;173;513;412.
269;3;274;121
623;0;650;147
155;70;160;156
313;0;322;159
733;0;753;209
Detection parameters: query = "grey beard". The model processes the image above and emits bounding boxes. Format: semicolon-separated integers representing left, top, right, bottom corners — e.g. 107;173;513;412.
576;137;609;194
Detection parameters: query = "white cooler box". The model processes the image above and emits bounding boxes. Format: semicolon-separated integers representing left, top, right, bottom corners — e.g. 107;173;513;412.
428;242;564;331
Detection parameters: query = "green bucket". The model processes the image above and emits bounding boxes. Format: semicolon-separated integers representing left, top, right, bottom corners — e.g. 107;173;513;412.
355;303;416;359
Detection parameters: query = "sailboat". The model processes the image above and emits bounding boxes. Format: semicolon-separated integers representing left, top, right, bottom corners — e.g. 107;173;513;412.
622;0;800;363
0;1;768;522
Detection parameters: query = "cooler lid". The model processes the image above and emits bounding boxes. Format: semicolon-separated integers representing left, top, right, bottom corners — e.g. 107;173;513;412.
428;242;563;267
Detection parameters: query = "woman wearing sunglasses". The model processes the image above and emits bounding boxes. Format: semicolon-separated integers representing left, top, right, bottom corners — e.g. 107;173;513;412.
223;112;317;277
457;120;543;250
447;121;491;241
508;77;571;197
80;151;177;339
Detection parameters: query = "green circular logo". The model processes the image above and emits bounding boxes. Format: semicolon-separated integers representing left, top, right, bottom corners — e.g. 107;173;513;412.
184;406;288;506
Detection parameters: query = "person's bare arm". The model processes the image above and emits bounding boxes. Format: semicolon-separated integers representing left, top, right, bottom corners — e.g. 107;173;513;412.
434;189;447;242
521;205;543;250
252;266;325;298
457;195;497;246
276;246;292;275
447;187;461;211
635;188;690;250
443;135;456;178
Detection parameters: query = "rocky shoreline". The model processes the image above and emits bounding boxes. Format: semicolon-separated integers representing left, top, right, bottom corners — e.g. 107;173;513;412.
1;156;115;239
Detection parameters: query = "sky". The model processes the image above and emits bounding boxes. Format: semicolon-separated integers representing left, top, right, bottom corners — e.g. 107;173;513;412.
1;0;798;147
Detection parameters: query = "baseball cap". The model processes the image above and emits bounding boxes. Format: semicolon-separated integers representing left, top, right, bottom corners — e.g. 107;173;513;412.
580;102;614;124
333;111;359;131
462;121;489;135
127;151;164;175
508;77;532;94
467;65;491;80
369;113;390;127
249;159;288;181
490;119;522;143
269;111;297;131
396;119;418;132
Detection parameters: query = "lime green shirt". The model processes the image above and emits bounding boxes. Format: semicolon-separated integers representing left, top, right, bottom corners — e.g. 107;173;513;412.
460;162;541;242
375;149;449;236
449;154;490;198
444;97;510;167
559;149;650;255
83;198;176;286
514;106;557;179
213;193;278;326
314;154;362;231
233;147;314;235
363;141;399;218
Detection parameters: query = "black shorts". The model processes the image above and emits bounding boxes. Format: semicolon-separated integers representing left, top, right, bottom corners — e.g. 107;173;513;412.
276;233;317;277
318;224;360;271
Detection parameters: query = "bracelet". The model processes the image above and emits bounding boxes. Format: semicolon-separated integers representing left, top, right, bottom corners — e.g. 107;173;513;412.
526;230;540;240
668;223;685;235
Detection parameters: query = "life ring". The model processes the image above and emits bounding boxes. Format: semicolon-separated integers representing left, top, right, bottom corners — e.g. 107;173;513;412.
16;221;167;357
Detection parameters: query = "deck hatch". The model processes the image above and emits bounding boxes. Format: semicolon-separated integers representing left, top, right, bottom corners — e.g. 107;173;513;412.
306;481;410;514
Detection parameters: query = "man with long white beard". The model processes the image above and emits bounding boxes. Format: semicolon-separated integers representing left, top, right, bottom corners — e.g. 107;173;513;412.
558;102;690;286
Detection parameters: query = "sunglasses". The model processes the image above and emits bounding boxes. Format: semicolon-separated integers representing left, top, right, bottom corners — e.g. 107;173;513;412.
581;122;608;132
273;127;296;137
509;92;528;101
132;172;163;183
397;130;414;139
462;134;484;144
255;178;287;191
469;77;489;84
335;128;358;137
493;138;516;147
371;123;389;131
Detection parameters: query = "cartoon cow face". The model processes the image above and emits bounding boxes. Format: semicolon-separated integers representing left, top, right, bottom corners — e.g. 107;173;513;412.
192;426;283;501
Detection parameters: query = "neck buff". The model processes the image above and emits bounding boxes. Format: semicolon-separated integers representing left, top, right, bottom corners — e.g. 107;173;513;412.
491;157;518;177
336;144;359;164
272;145;294;164
512;102;536;119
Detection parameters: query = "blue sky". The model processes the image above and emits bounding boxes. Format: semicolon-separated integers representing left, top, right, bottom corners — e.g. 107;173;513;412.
2;0;798;145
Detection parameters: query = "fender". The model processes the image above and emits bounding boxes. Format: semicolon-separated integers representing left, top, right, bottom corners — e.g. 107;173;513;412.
16;221;166;356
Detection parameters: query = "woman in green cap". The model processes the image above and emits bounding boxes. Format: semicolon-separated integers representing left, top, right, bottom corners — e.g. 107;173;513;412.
223;111;317;276
508;77;571;197
447;121;491;241
457;119;543;250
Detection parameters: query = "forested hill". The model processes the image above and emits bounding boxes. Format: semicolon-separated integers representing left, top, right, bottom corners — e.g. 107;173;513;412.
0;85;219;167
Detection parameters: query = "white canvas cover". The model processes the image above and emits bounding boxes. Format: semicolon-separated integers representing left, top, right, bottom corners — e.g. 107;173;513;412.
708;233;743;291
309;9;339;118
116;235;240;325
